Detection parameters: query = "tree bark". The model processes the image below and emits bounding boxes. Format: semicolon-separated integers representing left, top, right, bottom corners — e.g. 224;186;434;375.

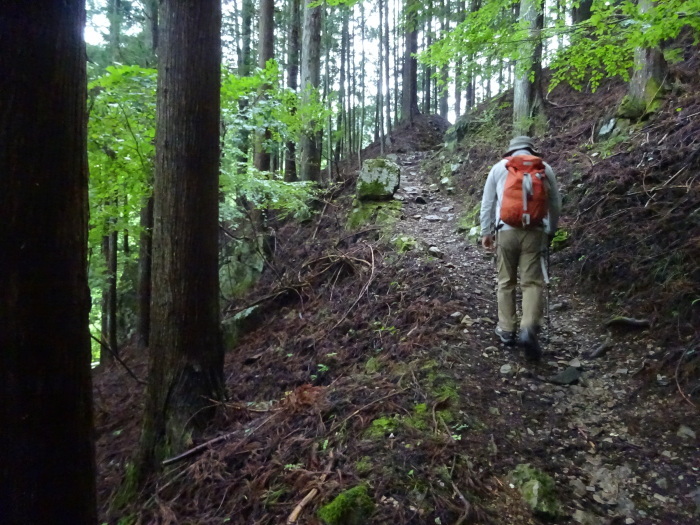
627;0;667;113
137;194;154;347
285;0;301;182
240;0;255;77
512;0;544;136
101;228;119;359
439;0;450;119
0;2;96;523
401;0;421;122
299;0;322;182
383;0;393;135
254;0;274;173
136;0;224;480
571;0;593;24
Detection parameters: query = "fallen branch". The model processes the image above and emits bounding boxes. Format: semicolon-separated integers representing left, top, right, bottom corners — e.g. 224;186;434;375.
161;413;277;466
90;334;146;385
330;388;407;433
588;339;614;359
287;452;336;524
224;284;308;316
604;317;650;329
675;344;698;411
451;481;474;525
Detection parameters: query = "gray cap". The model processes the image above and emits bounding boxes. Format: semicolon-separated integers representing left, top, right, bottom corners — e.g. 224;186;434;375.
505;135;539;156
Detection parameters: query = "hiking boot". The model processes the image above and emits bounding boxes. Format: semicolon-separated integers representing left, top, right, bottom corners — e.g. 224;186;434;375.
519;327;542;361
495;326;516;346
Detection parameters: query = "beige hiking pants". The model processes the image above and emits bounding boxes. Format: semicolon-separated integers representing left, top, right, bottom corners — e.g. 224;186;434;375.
496;229;546;332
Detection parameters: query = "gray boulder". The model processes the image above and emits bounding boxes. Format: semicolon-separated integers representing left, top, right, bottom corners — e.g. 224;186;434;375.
356;158;401;201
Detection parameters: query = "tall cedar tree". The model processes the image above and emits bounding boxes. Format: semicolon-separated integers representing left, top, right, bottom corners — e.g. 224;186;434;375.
136;0;225;479
628;0;667;111
299;0;323;182
254;0;274;172
137;0;159;348
0;2;97;523
402;0;420;122
285;0;302;181
513;0;544;135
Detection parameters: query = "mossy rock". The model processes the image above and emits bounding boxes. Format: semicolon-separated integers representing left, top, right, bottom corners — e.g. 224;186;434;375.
356;158;400;201
509;464;561;518
317;485;375;525
392;235;418;253
346;199;402;230
221;306;261;350
219;237;265;301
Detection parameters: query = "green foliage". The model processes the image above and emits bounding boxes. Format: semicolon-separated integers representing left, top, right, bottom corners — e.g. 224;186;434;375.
317;485;375;525
421;0;700;94
551;0;700;92
220;61;322;224
509;464;561;518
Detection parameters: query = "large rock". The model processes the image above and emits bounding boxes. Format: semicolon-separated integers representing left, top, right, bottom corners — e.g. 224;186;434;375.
356;158;400;201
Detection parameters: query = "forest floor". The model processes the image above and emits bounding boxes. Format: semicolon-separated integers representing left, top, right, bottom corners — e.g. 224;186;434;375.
95;47;700;523
95;140;699;524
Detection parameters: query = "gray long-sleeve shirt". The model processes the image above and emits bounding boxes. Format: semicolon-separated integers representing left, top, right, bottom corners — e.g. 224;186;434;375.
479;149;562;236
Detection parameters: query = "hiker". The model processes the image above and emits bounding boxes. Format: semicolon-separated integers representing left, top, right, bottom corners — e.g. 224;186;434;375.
479;136;562;360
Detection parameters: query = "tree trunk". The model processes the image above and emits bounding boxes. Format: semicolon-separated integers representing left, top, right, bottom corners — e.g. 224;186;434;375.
512;0;544;136
137;0;159;348
627;0;667;116
571;0;593;24
285;0;301;182
240;0;255;77
0;2;96;523
299;0;322;182
101;228;119;360
136;0;224;480
254;0;274;172
137;194;154;347
383;0;393;135
439;0;449;119
401;0;420;122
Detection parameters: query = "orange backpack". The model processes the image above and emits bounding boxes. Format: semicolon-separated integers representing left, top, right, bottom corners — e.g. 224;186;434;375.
499;155;549;228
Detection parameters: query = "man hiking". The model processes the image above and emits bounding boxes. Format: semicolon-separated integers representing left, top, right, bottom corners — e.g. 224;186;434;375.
480;136;562;360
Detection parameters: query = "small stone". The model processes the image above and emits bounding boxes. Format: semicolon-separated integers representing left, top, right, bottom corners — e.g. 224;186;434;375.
550;301;570;312
450;311;463;318
655;478;668;489
412;214;422;220
439;205;454;213
615;368;629;375
676;425;696;440
500;364;514;375
428;183;439;192
484;346;499;352
653;493;667;502
428;246;444;258
548;367;582;385
424;214;442;222
568;358;582;368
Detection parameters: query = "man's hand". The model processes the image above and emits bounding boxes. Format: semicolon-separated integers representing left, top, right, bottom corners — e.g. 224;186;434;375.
481;235;495;251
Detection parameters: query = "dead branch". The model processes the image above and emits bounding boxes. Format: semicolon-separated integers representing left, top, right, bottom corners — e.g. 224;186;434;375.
287;452;336;524
675;344;699;411
604;317;650;329
451;481;474;525
90;334;146;385
330;388;407;433
162;413;277;466
224;284;308;316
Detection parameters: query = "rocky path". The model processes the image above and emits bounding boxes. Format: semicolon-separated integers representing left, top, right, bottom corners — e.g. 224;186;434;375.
389;152;699;524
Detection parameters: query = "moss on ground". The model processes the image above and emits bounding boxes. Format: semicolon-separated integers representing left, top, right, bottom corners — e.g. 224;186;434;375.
317;485;375;525
346;199;402;230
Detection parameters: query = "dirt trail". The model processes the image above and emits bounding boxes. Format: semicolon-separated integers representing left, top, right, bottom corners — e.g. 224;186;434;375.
388;151;699;524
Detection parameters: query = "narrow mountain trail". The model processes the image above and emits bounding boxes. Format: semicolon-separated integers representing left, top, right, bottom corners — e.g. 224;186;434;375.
387;151;699;524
